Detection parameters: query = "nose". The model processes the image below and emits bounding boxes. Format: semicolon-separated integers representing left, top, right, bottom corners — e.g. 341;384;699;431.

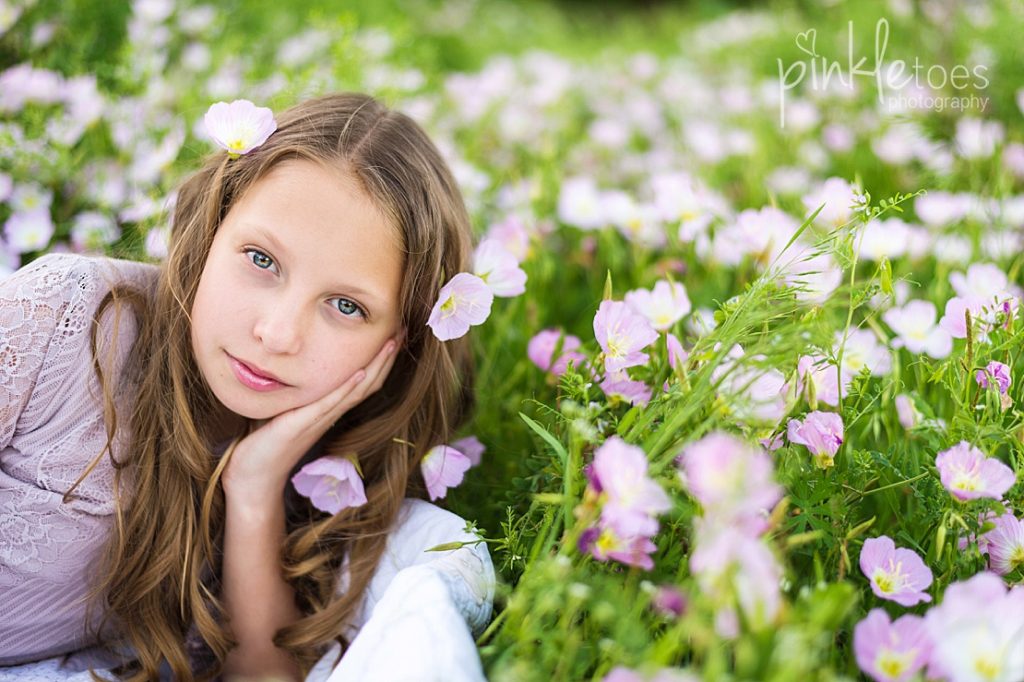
252;298;305;355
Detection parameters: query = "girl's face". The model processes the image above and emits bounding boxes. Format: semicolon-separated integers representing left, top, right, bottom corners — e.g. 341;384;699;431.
190;159;404;428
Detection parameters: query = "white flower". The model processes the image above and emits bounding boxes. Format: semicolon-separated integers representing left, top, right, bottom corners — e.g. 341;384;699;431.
203;99;277;157
883;300;952;359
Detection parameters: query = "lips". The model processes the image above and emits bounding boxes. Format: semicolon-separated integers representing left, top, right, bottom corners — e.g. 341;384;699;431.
228;353;288;385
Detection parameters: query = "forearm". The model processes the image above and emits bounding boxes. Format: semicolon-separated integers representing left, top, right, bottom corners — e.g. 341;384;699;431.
221;490;304;682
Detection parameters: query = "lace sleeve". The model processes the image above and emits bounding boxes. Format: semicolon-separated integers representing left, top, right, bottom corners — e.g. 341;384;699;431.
0;254;87;454
305;498;496;682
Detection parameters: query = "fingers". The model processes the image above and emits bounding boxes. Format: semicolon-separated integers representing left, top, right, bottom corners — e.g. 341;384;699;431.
323;334;401;418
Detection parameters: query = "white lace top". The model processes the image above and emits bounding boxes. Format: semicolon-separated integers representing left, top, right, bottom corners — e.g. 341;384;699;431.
0;253;495;680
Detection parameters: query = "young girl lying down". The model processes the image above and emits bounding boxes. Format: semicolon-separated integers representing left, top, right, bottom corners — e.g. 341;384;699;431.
0;92;495;681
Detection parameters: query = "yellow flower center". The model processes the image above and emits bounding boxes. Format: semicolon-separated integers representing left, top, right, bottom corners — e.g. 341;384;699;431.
227;138;246;152
974;656;1001;680
875;650;910;679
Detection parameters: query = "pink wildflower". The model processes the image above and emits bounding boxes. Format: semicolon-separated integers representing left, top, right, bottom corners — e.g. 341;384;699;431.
853;609;930;682
427;272;494;341
859;536;933;607
983;513;1024;576
450;435;485;468
935;441;1016;502
473;238;527;297
975;361;1012;394
421;444;472;501
589;436;671;537
527;328;586;377
787;411;844;468
593;300;659;373
203;99;277;157
291;455;367;514
883;300;952;359
624;280;692;331
676;432;781;532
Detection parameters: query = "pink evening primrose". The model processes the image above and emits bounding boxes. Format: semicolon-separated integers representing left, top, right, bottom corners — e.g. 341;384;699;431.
853;609;931;682
203;99;277;158
787;411;844;468
882;300;952;359
578;519;659;571
420;444;472;501
600;370;653;407
291;455;367;515
473;238;527;297
624;279;692;331
859;535;933;607
427;272;494;341
666;333;688;371
923;572;1024;682
589;436;671;537
676;432;782;533
935;441;1016;502
796;354;852;407
975;360;1012;395
982;512;1024;576
894;394;919;431
450;435;485;468
527;328;587;378
593;299;659;373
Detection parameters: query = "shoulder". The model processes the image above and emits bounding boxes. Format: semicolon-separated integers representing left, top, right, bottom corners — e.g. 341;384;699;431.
2;252;159;307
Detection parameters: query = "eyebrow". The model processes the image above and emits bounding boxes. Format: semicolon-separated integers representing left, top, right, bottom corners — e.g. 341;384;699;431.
244;224;387;304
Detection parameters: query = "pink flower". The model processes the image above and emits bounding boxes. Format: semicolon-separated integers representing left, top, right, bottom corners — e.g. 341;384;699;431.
593;300;659;373
451;435;485;468
836;329;891;377
666;333;688;370
3;208;54;253
427;272;494;341
690;522;782;632
923;572;1024;682
787;411;844;468
935;441;1016;502
624;280;692;331
883;300;952;359
203;99;277;157
473;238;527;297
578;520;658;571
527;328;587;377
558;176;604;230
894;394;919;430
600;370;653;407
976;361;1012;395
796;354;851;407
291;455;367;514
938;296;983;339
676;432;781;533
801;176;858;227
589;436;671;537
853;609;930;682
983;512;1024;576
651;585;687;619
859;536;933;607
420;444;472;501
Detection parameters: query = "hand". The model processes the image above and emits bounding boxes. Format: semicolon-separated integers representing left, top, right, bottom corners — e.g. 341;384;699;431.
220;331;403;503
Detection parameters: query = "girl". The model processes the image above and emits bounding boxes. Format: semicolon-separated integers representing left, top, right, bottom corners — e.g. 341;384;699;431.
0;93;494;681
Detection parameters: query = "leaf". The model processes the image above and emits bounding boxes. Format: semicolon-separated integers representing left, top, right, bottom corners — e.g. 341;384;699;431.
519;412;568;466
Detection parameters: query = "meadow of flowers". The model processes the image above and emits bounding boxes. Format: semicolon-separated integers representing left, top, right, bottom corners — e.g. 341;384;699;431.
3;0;1024;680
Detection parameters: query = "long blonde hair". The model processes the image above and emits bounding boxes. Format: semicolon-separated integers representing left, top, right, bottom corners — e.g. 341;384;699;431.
64;92;476;680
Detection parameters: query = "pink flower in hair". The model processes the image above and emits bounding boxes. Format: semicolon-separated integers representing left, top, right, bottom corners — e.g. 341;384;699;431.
291;455;367;514
203;99;277;158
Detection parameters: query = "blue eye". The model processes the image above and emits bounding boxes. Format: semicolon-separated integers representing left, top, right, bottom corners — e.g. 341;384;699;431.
247;249;275;271
332;298;366;319
245;248;367;320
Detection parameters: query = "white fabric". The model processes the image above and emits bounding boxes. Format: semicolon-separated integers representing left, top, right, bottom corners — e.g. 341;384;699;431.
0;497;495;681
